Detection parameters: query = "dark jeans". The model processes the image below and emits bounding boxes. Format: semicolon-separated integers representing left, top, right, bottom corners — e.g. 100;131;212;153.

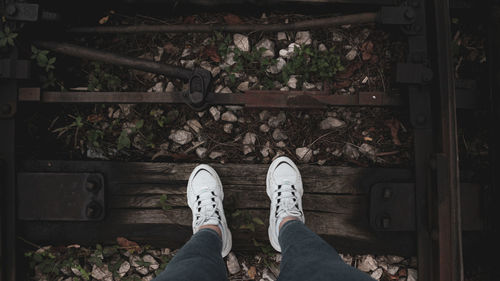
154;220;373;281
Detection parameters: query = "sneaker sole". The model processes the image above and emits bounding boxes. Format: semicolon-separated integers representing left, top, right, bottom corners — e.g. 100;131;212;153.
187;164;232;257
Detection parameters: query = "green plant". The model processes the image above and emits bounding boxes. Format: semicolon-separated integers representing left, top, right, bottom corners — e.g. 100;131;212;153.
159;194;172;211
31;46;56;72
281;45;344;84
117;119;144;150
0;26;17;47
88;62;122;91
231;209;265;233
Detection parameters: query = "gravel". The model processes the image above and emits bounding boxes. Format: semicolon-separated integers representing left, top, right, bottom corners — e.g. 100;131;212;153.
319;117;346;130
295;147;313;162
168;130;193;145
222;111;238;122
234;34;250;52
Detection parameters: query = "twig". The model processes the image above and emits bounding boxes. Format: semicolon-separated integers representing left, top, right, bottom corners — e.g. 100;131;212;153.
69;13;378;34
18;236;41;249
376;151;400;157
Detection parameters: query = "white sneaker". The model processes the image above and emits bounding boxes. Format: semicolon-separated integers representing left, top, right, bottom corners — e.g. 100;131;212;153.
266;156;305;252
187;164;232;257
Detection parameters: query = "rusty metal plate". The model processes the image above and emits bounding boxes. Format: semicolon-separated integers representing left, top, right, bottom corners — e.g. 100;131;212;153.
17;173;105;221
370;182;416;231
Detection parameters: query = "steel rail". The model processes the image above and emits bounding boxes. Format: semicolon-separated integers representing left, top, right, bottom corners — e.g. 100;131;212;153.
18;88;403;108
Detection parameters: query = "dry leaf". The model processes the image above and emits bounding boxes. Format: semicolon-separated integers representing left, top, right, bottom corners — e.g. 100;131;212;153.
247;266;257;280
183;16;196;24
99;16;109;25
163;42;179;54
203;45;221;62
385;118;402;146
116;237;142;253
361;41;374;61
87;114;103;123
224;14;243;24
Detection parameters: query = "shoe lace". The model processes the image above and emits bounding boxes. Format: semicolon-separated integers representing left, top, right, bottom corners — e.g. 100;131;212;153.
275;182;301;218
194;188;221;229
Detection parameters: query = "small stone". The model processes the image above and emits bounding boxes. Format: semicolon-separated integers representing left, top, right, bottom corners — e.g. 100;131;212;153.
387;264;399;275
222;111;238;122
332;31;343;42
346;49;357;61
71;267;82;276
209;151;224;159
340;253;353;265
196;147;207;158
277;32;287;41
148;82;164;92
224;52;236;66
259;124;270;133
237;81;250;92
320;117;345;129
386;255;405;264
362;76;369;84
243;132;257;145
260;142;273;157
180;59;195;69
136;265;149;275
280;86;289;91
91;264;112;281
357;255;378;272
211;66;221;77
181;48;191;58
275;141;286;148
224;123;233;134
318;43;327;52
317;159;326;165
371;268;383;280
303;81;316;90
142;275;154;281
296;147;313;162
143;255;159;270
267;57;286;74
234;34;250;52
268;112;286;128
287;76;298;89
272;129;288;141
118;261;131;277
407;268;418;281
161;248;171;256
255;39;275;57
295;31;312;45
343;144;360;160
359;143;377;159
220;87;232;94
165;82;175;92
209;106;221;121
169;130;193;145
226;252;241;274
248;76;259;83
259;110;270;121
187;119;202;133
215;84;224;93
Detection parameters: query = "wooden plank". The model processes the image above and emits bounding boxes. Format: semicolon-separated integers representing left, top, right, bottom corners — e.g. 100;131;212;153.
110;191;366;215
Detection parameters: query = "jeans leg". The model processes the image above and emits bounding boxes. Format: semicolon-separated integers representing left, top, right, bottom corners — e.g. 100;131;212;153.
277;220;374;281
153;229;228;281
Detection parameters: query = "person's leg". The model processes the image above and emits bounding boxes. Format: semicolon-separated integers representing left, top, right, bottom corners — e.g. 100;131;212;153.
153;164;232;281
277;219;373;281
154;228;228;281
266;156;372;281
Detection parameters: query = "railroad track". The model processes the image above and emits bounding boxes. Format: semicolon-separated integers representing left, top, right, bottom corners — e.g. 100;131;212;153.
1;1;496;280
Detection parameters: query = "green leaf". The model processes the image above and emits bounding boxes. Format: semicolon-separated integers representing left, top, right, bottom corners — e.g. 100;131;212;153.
0;38;7;47
239;223;255;232
117;130;131;150
252;217;264;225
135;119;144;129
48;57;56;64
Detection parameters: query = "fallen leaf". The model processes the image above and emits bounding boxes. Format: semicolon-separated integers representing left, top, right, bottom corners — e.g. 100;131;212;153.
364;136;373;141
247;266;257;280
183;16;196;24
336;62;362;80
87;114;103;123
361;41;374;61
116;237;142;253
163;42;180;54
99;16;109;25
385;118;402;146
333;80;352;88
202;45;221;62
224;14;243;24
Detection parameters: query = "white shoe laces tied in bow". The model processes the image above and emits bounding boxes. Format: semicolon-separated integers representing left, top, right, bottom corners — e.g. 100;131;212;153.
194;188;221;229
275;182;301;218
